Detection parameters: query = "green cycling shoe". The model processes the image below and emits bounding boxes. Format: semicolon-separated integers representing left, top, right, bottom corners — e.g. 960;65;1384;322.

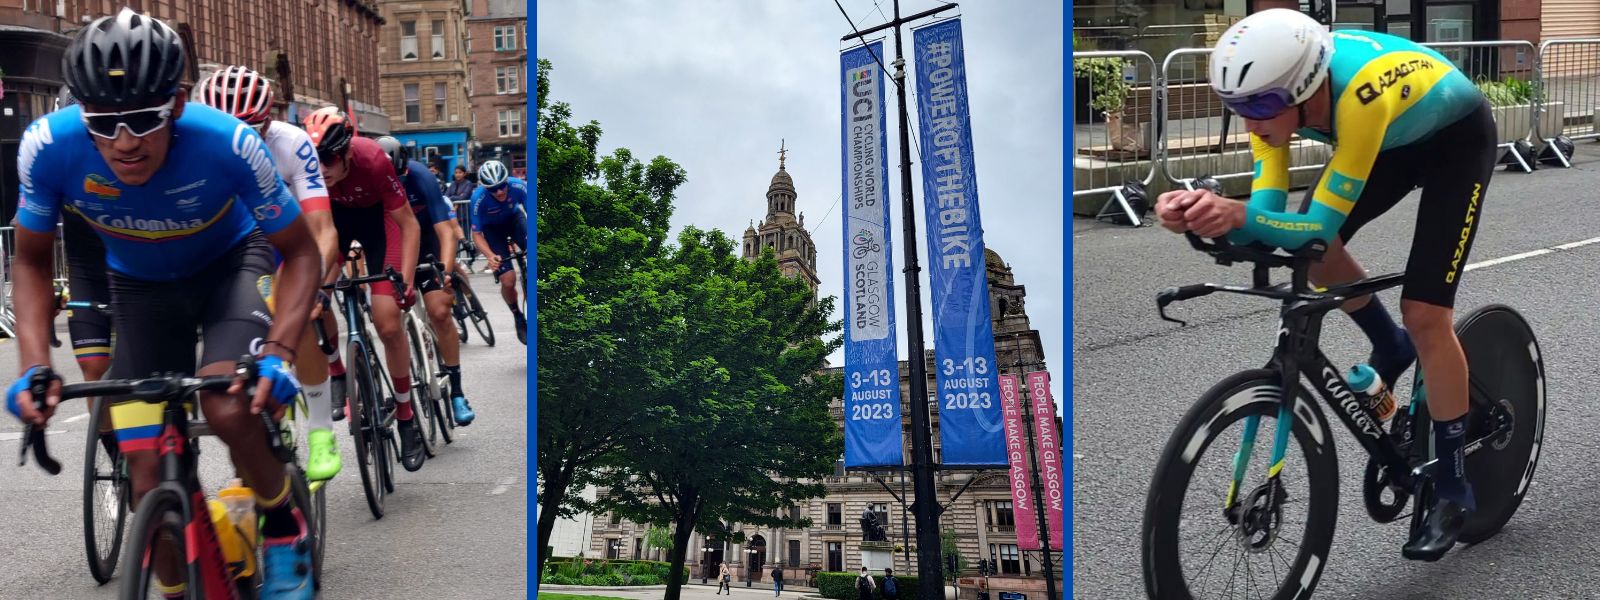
306;428;342;482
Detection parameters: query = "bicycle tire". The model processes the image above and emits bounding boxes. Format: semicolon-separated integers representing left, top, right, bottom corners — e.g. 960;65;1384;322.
118;488;194;600
349;339;386;519
372;352;399;493
1453;304;1547;544
453;287;471;344
406;315;440;458
286;465;323;591
1142;369;1340;600
83;400;128;584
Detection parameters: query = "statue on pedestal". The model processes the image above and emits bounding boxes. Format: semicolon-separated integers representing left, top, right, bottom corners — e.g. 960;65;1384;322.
859;508;887;542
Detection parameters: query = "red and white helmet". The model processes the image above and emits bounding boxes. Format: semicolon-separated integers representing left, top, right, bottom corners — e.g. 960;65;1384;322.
198;65;274;125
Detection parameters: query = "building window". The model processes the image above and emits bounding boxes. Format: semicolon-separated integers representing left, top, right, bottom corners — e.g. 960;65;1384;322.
495;66;520;94
633;537;643;560
606;538;620;560
826;542;843;572
609;511;621;525
991;543;1024;575
989;500;1016;530
404;84;420;124
787;540;800;567
870;503;890;534
434;83;447;122
826;503;842;526
498;109;522;137
400;20;418;61
431;19;446;59
495;25;517;51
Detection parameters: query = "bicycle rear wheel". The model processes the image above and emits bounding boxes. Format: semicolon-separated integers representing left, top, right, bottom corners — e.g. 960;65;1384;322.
348;340;386;519
1142;369;1340;600
406;315;440;458
452;285;472;344
83;400;128;584
1453;304;1547;544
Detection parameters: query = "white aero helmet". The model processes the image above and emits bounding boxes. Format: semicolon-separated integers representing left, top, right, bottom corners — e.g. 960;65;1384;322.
1208;9;1333;120
478;160;509;188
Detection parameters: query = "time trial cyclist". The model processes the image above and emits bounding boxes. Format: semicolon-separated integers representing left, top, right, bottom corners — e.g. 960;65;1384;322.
468;160;528;344
196;64;345;481
1153;8;1498;561
301;107;429;471
377;136;476;425
7;9;322;597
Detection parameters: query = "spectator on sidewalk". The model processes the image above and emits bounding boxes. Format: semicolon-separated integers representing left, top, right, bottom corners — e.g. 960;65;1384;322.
772;566;784;596
855;567;876;600
881;568;900;599
718;562;732;594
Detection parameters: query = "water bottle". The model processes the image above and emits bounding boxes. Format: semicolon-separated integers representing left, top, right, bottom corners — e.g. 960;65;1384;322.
215;478;259;577
1347;364;1396;424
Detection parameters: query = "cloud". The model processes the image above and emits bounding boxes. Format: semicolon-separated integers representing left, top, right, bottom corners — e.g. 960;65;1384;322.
538;0;1065;417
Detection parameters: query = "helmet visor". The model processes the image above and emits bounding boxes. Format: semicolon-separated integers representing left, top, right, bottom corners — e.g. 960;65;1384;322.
1222;88;1294;121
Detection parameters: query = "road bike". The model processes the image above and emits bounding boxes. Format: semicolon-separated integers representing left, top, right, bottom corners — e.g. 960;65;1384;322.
56;298;130;585
404;259;454;453
418;255;465;443
503;245;528;346
450;264;495;346
17;356;322;600
1139;233;1546;600
323;267;409;518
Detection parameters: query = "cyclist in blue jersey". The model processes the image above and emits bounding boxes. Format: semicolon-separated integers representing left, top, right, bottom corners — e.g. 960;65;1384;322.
6;10;321;598
378;137;476;425
1154;9;1497;561
469;160;528;343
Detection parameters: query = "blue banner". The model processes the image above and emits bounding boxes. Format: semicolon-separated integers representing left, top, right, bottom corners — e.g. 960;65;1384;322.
912;18;1007;467
840;41;904;468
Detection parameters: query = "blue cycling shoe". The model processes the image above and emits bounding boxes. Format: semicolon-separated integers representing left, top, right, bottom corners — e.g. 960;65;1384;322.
261;511;314;600
453;396;476;426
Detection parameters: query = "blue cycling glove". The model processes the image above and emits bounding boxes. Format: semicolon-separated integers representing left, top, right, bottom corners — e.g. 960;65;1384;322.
6;365;47;420
256;355;303;407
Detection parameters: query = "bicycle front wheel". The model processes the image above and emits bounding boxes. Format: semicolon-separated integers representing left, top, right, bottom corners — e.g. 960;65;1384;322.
349;340;386;519
406;316;440;458
1142;369;1340;600
118;488;192;600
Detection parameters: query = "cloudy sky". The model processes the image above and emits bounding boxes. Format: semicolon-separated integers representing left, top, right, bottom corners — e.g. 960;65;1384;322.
536;0;1065;416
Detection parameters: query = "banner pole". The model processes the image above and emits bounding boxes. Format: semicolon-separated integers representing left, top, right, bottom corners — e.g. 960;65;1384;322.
1018;370;1059;600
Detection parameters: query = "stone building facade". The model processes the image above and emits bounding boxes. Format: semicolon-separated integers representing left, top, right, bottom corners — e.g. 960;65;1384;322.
589;155;1059;597
0;0;388;225
464;0;524;174
377;0;473;174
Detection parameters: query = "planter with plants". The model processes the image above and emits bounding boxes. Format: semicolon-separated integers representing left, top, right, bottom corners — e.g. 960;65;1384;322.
1074;53;1141;151
1476;75;1562;144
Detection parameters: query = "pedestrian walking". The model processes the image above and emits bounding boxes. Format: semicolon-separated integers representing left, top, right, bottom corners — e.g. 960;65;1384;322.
855;567;876;600
718;562;732;594
772;566;785;596
881;568;900;599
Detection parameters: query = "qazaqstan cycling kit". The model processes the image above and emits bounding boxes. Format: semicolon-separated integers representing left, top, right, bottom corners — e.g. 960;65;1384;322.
1230;30;1497;308
17;101;302;451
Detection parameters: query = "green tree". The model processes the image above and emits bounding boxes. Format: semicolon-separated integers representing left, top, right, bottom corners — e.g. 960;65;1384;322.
941;528;967;582
535;57;688;578
596;228;843;600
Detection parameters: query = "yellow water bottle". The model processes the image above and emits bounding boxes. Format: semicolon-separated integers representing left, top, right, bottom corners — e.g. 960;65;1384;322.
216;479;258;578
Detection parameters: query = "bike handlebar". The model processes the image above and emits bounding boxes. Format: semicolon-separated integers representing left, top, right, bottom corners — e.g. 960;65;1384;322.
321;265;406;295
18;356;261;475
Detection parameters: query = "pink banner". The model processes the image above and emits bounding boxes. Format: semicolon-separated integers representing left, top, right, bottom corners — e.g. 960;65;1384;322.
998;374;1041;549
1026;371;1065;551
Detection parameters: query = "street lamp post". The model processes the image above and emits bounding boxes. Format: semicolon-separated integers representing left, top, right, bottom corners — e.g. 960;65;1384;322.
701;543;715;584
745;547;758;587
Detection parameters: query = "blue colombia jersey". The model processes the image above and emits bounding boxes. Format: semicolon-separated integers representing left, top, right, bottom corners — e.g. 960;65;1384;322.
469;176;528;232
16;102;301;281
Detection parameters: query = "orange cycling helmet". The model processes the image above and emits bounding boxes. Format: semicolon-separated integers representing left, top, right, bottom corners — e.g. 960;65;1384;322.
302;106;355;161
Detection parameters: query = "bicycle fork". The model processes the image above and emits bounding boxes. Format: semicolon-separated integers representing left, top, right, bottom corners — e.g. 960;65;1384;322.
1224;312;1305;519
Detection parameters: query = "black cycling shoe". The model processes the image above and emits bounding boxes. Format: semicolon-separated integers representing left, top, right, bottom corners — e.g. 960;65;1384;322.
330;374;349;422
398;417;426;472
514;312;527;345
1402;495;1470;561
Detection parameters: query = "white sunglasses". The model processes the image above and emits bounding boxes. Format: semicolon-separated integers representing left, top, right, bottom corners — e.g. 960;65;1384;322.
80;98;177;139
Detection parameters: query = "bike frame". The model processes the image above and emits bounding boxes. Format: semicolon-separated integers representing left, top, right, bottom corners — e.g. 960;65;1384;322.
1159;234;1513;517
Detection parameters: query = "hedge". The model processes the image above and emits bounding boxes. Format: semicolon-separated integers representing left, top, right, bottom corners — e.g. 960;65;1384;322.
538;557;689;586
816;572;922;600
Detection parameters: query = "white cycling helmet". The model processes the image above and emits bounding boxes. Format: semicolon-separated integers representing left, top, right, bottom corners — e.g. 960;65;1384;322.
477;160;509;188
1208;9;1333;120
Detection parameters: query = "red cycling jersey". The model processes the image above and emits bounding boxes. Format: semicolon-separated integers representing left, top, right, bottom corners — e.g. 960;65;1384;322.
328;136;407;211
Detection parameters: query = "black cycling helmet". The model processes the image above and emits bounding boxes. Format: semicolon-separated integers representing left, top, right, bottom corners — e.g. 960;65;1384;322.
63;7;187;108
55;86;78;110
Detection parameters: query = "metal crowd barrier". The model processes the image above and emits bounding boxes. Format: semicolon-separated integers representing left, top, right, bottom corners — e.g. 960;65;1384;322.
1074;35;1592;222
1071;50;1160;225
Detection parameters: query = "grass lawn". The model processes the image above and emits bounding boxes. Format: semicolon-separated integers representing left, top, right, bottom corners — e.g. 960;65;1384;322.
537;594;632;600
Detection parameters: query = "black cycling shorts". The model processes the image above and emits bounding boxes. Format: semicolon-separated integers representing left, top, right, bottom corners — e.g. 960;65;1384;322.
63;210;112;363
1303;96;1496;309
106;230;276;382
481;216;527;279
415;217;446;294
332;202;403;298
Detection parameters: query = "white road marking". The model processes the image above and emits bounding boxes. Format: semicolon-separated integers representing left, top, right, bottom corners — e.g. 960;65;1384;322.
0;429;66;442
489;476;516;495
1464;236;1600;272
63;413;89;424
